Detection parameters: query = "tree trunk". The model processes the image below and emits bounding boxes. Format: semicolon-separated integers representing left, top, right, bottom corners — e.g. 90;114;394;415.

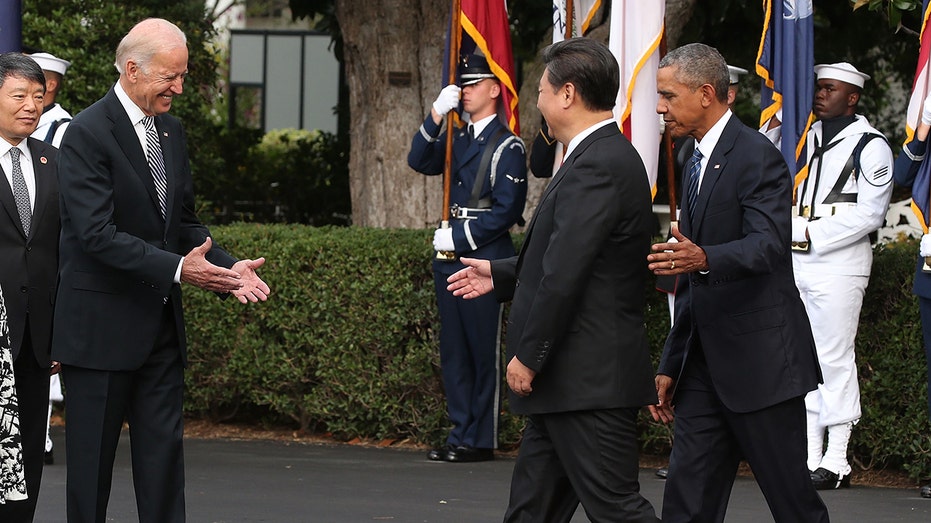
337;0;448;228
339;0;696;228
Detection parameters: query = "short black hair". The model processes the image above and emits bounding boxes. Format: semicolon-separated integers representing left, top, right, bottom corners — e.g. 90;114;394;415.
0;52;47;92
541;38;619;112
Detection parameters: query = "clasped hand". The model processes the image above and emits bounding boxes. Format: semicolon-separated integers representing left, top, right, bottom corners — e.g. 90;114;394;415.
647;224;708;275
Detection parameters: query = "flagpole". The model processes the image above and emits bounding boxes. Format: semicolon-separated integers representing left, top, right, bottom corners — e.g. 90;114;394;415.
565;0;574;39
659;29;677;229
438;0;462;262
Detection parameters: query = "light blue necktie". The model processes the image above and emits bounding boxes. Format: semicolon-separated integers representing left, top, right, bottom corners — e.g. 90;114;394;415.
686;147;703;222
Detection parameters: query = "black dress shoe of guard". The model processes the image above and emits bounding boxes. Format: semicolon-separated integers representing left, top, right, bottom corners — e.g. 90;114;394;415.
655;468;668;479
445;446;494;463
810;467;850;490
921;484;931;498
427;446;453;461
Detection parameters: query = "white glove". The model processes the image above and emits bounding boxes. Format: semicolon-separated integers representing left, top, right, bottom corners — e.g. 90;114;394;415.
433;227;455;252
920;233;931;257
791;216;809;243
922;94;931;126
432;84;461;116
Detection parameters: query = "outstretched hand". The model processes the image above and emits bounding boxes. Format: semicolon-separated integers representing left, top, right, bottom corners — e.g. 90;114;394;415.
230;257;271;303
647;224;708;275
446;257;493;299
181;238;243;293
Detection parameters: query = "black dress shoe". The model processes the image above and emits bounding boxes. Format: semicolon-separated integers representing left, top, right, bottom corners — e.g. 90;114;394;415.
921;484;931;498
445;446;494;463
44;449;53;465
655;467;668;479
427;446;452;461
810;467;850;490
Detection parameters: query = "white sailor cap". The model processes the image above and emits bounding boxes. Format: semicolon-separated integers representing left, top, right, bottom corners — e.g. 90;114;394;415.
727;65;748;85
29;52;71;76
813;62;869;88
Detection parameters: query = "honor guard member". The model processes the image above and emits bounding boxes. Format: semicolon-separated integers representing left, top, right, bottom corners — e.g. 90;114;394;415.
28;52;72;148
792;62;894;489
407;53;527;463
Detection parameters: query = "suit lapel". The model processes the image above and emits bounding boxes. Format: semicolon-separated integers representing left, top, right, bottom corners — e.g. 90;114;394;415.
106;90;164;221
690;117;737;237
0;163;21;236
28;138;54;239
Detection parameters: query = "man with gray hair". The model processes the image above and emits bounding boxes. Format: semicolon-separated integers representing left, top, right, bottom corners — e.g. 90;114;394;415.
54;18;270;522
648;42;829;522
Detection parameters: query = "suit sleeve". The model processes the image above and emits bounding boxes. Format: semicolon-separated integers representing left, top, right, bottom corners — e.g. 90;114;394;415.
407;115;446;176
57;119;180;289
806;138;894;254
512;151;632;372
490;256;519;302
450;136;527;252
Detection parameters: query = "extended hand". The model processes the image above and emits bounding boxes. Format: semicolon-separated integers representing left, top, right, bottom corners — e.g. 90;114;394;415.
506;356;536;397
648;374;675;424
181;238;243;293
446;257;493;299
647;224;708;275
230;257;271;303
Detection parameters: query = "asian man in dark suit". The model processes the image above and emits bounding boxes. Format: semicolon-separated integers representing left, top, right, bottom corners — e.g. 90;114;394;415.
0;52;59;523
447;37;659;523
53;18;270;522
647;43;829;522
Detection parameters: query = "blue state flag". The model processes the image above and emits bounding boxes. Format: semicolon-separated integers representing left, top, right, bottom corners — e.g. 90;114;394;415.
0;1;22;53
756;0;814;187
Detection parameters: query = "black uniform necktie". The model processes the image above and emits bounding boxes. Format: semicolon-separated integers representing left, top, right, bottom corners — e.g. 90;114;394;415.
9;147;30;235
143;116;168;218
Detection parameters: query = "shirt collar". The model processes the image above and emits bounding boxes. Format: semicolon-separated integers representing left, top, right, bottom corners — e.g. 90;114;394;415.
114;81;148;127
694;109;732;160
564;118;616;161
0;140;30;164
469;113;497;138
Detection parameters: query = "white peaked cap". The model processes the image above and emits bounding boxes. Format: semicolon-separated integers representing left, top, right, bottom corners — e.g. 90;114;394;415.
727;65;748;85
813;62;870;88
29;52;71;75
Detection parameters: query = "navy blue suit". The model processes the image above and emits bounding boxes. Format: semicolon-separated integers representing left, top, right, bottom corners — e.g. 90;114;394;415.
408;114;526;450
893;137;931;420
658;114;828;522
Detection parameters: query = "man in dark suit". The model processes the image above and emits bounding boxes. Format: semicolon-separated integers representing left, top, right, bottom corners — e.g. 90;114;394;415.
53;18;270;522
448;37;659;523
0;52;59;522
647;43;829;522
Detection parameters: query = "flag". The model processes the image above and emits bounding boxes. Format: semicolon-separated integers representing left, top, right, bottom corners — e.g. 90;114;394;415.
756;0;814;189
0;0;22;53
552;0;601;42
456;0;520;134
610;0;665;199
905;0;931;232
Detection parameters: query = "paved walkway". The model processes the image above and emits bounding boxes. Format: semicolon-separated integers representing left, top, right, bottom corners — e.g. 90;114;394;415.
33;427;931;522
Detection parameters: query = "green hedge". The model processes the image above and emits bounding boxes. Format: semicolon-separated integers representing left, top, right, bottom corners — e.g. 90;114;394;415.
183;224;931;478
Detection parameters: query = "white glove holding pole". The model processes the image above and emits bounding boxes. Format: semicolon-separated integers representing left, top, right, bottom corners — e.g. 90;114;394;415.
433;228;455;252
791;216;809;243
920;233;931;258
432;85;461;116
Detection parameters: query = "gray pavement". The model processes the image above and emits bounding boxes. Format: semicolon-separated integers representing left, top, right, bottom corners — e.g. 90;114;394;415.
32;426;931;522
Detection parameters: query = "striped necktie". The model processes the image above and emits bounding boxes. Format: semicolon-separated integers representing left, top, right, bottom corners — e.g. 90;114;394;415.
9;147;31;235
686;147;703;222
142;116;167;218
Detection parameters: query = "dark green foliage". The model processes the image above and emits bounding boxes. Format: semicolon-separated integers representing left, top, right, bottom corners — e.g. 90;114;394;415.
854;237;931;480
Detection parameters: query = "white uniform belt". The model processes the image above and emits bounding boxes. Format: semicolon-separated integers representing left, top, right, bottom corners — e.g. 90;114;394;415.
450;205;490;220
800;202;856;219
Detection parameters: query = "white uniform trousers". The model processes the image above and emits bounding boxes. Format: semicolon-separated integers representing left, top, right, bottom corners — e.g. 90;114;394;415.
795;269;866;427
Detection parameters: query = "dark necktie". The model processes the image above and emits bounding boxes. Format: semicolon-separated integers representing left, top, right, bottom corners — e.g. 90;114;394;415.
143;116;168;218
686;147;703;222
9;147;30;235
468;124;475;142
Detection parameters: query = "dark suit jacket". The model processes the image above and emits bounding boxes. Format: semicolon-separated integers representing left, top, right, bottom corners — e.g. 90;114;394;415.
658;114;821;413
52;87;235;371
491;122;657;415
0;137;59;366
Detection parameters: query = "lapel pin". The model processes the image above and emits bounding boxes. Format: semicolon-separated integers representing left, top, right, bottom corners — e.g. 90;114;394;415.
40;156;47;164
714;164;720;169
163;132;169;137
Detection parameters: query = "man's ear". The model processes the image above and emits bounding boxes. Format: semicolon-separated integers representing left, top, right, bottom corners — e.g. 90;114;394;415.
562;82;576;108
699;84;717;108
45;76;59;94
490;81;501;99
